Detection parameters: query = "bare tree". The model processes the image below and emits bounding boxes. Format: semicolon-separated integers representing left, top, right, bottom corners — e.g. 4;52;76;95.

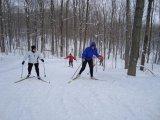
60;0;64;57
147;1;154;63
82;0;89;51
73;0;78;57
32;4;38;49
78;0;85;56
38;0;45;52
65;0;70;56
15;0;20;49
50;0;55;55
25;0;31;51
0;0;5;52
103;6;107;70
127;0;145;76
5;0;13;52
140;0;154;71
125;0;132;69
157;1;160;64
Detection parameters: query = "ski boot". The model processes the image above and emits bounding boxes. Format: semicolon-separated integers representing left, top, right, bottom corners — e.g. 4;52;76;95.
26;74;31;78
37;76;41;80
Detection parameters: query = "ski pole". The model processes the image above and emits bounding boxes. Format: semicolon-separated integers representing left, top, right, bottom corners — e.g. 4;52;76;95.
43;62;46;77
71;63;81;79
21;65;24;78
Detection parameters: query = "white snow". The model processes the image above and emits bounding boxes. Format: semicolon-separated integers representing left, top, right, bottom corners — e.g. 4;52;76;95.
0;54;160;120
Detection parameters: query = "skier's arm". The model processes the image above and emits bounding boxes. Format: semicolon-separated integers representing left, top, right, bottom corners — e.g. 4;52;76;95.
23;52;29;61
38;53;44;62
65;56;69;59
82;49;87;59
22;52;29;65
94;48;100;58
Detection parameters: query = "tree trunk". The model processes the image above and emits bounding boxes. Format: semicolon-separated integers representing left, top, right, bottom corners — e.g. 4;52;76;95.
140;0;154;71
125;0;131;69
158;1;160;64
147;1;154;63
82;0;89;51
16;0;20;49
78;0;85;57
65;0;69;56
33;7;38;49
38;0;45;52
50;0;55;55
73;0;78;57
25;0;31;51
6;0;13;52
60;0;64;57
0;0;5;52
103;8;107;70
127;0;145;76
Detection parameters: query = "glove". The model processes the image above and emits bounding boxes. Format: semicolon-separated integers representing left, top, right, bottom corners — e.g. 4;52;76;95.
22;61;25;65
41;59;44;62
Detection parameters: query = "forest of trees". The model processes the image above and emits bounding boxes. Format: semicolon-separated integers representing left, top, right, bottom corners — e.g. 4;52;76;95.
0;0;160;76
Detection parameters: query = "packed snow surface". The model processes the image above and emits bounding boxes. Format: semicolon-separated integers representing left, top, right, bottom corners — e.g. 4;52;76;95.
0;54;160;120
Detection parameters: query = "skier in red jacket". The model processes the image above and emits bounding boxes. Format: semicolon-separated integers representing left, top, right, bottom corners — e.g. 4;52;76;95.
65;53;76;67
99;55;104;66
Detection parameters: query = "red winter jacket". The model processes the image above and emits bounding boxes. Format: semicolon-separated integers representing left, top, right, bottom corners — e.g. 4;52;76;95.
99;55;103;62
65;55;76;62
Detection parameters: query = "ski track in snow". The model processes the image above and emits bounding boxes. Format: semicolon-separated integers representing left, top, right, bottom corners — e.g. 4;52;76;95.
0;55;160;120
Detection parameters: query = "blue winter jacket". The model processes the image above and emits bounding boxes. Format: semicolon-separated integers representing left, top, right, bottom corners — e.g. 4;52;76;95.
82;46;100;60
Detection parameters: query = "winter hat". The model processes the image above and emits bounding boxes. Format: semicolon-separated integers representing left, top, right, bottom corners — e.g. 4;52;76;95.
31;45;36;50
90;42;96;47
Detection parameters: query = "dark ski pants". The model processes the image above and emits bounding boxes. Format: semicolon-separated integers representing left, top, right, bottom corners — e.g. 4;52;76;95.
79;59;93;77
28;63;39;76
69;61;73;67
99;61;103;66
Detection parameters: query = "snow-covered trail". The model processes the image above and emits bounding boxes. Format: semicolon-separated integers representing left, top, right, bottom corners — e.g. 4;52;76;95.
0;55;160;120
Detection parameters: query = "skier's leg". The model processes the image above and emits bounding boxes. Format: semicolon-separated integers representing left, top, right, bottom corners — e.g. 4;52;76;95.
28;63;33;76
71;61;73;67
69;61;70;66
69;61;71;67
88;59;94;77
34;63;40;77
79;60;87;75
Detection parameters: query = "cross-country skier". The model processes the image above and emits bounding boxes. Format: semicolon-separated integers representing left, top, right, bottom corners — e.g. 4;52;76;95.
22;45;44;79
76;42;103;79
65;53;76;67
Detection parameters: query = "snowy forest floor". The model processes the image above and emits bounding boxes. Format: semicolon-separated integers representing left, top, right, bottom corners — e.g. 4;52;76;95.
0;54;160;120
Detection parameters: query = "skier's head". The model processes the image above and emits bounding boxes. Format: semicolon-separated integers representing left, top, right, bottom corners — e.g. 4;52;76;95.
90;42;96;49
31;45;36;53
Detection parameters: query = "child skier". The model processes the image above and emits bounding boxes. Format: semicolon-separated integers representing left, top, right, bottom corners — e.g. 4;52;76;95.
99;55;104;66
22;45;44;79
65;53;76;67
76;42;103;79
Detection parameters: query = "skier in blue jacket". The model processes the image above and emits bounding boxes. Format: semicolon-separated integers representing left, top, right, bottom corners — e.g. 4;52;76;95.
76;42;103;79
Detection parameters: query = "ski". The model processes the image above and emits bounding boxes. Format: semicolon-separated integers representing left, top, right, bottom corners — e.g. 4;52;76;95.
68;77;99;83
14;76;35;83
15;76;50;84
68;76;80;84
37;78;50;84
90;78;99;80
